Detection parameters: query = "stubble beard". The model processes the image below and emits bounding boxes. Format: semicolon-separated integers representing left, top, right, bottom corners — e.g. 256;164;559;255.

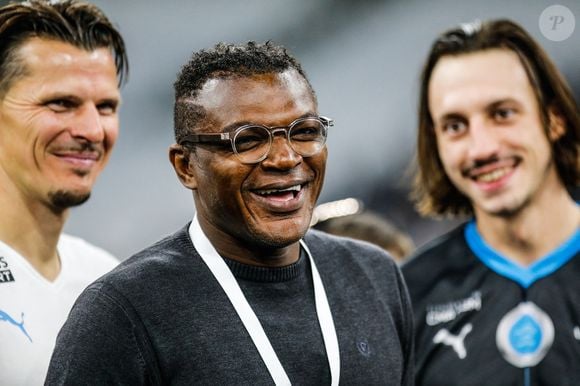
48;190;91;213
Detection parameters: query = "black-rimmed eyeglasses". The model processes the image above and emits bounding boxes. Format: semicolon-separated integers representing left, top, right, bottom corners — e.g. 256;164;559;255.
179;116;333;164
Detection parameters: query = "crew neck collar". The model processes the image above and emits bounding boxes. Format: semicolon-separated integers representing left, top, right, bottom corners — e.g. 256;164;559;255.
222;248;306;282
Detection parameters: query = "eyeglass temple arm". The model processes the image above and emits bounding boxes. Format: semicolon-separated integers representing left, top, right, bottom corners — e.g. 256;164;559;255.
180;132;231;145
319;116;334;127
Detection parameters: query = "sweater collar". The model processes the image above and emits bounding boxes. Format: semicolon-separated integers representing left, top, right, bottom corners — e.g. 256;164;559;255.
222;248;307;283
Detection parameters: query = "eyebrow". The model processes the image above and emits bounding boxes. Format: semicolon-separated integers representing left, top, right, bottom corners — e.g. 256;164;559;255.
42;93;121;105
99;97;121;107
433;112;465;130
41;93;81;102
219;111;318;133
435;98;521;123
485;98;520;113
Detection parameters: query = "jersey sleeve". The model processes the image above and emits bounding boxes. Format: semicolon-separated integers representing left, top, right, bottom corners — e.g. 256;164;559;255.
45;282;161;385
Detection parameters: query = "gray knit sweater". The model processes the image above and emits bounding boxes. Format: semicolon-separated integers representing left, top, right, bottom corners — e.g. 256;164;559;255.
46;226;414;385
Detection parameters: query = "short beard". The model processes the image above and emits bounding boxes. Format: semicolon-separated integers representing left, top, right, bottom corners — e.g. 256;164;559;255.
48;190;91;212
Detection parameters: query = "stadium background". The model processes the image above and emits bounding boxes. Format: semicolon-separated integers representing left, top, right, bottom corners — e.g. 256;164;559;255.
2;0;577;259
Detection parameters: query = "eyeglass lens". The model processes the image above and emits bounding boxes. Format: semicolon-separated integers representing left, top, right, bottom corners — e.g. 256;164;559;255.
233;118;326;163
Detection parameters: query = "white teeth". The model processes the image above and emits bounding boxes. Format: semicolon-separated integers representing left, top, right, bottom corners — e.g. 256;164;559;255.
476;167;510;183
256;184;301;195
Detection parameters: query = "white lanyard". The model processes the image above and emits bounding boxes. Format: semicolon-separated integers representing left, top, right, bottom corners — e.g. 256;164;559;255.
190;216;340;386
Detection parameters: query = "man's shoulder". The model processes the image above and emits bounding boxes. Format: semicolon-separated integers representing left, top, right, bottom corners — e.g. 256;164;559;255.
304;228;398;272
402;222;470;281
306;227;393;254
304;229;409;306
89;224;196;292
58;224;207;333
59;233;118;271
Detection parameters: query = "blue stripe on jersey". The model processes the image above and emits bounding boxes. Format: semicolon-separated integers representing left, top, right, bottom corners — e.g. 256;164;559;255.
465;221;580;288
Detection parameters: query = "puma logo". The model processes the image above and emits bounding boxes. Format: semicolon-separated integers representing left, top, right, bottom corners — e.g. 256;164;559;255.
433;323;472;359
0;310;33;342
574;326;580;341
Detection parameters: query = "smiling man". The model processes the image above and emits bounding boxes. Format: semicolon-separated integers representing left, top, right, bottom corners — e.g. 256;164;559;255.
402;19;580;385
47;42;414;385
0;0;127;384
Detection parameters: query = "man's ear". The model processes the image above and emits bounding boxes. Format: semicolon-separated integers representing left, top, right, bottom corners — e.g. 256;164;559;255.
547;107;566;142
169;144;198;190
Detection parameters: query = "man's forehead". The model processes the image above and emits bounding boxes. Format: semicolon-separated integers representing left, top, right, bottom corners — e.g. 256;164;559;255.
432;49;530;85
18;38;107;63
428;49;534;115
4;38;120;102
195;70;312;108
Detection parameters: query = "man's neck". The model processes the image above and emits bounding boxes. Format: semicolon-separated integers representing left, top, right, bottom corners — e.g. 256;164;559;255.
474;185;579;266
197;215;301;267
0;190;67;281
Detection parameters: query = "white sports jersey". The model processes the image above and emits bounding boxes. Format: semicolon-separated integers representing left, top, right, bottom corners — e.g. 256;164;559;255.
0;234;118;385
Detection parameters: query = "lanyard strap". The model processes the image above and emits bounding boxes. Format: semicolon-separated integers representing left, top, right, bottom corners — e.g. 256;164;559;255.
190;216;340;386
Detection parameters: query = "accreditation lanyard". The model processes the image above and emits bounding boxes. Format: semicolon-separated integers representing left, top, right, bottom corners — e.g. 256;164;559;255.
190;216;340;386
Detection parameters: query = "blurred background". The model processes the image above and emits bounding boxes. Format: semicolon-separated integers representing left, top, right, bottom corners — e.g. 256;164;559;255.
6;0;578;259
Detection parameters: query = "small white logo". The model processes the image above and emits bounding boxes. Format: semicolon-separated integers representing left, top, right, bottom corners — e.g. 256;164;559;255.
426;291;482;326
433;323;473;359
539;5;576;42
496;302;554;368
574;326;580;340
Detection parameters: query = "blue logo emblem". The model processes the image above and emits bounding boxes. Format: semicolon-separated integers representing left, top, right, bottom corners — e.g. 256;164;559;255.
0;309;33;342
496;302;553;367
509;315;542;354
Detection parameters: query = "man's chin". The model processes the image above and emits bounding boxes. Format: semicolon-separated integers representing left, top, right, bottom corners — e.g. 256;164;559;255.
48;190;91;212
475;195;529;218
251;219;309;248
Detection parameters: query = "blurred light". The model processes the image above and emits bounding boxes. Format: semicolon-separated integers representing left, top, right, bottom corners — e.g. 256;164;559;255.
310;197;363;226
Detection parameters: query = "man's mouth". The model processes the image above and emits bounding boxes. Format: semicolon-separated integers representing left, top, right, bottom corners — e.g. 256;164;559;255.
464;157;519;178
50;148;103;174
53;151;100;160
253;184;302;202
50;140;103;159
248;182;309;213
472;166;512;183
463;157;520;191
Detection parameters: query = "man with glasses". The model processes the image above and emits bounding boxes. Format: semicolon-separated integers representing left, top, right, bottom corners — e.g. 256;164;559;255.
47;41;414;384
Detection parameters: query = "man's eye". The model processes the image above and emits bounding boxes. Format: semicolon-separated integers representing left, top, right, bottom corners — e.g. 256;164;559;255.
235;135;263;151
442;121;467;135
291;125;321;141
493;108;515;121
97;102;117;115
46;100;75;112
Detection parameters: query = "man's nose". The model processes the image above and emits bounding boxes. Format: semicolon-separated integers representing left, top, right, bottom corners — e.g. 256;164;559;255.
69;104;105;143
261;130;302;169
467;119;500;161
